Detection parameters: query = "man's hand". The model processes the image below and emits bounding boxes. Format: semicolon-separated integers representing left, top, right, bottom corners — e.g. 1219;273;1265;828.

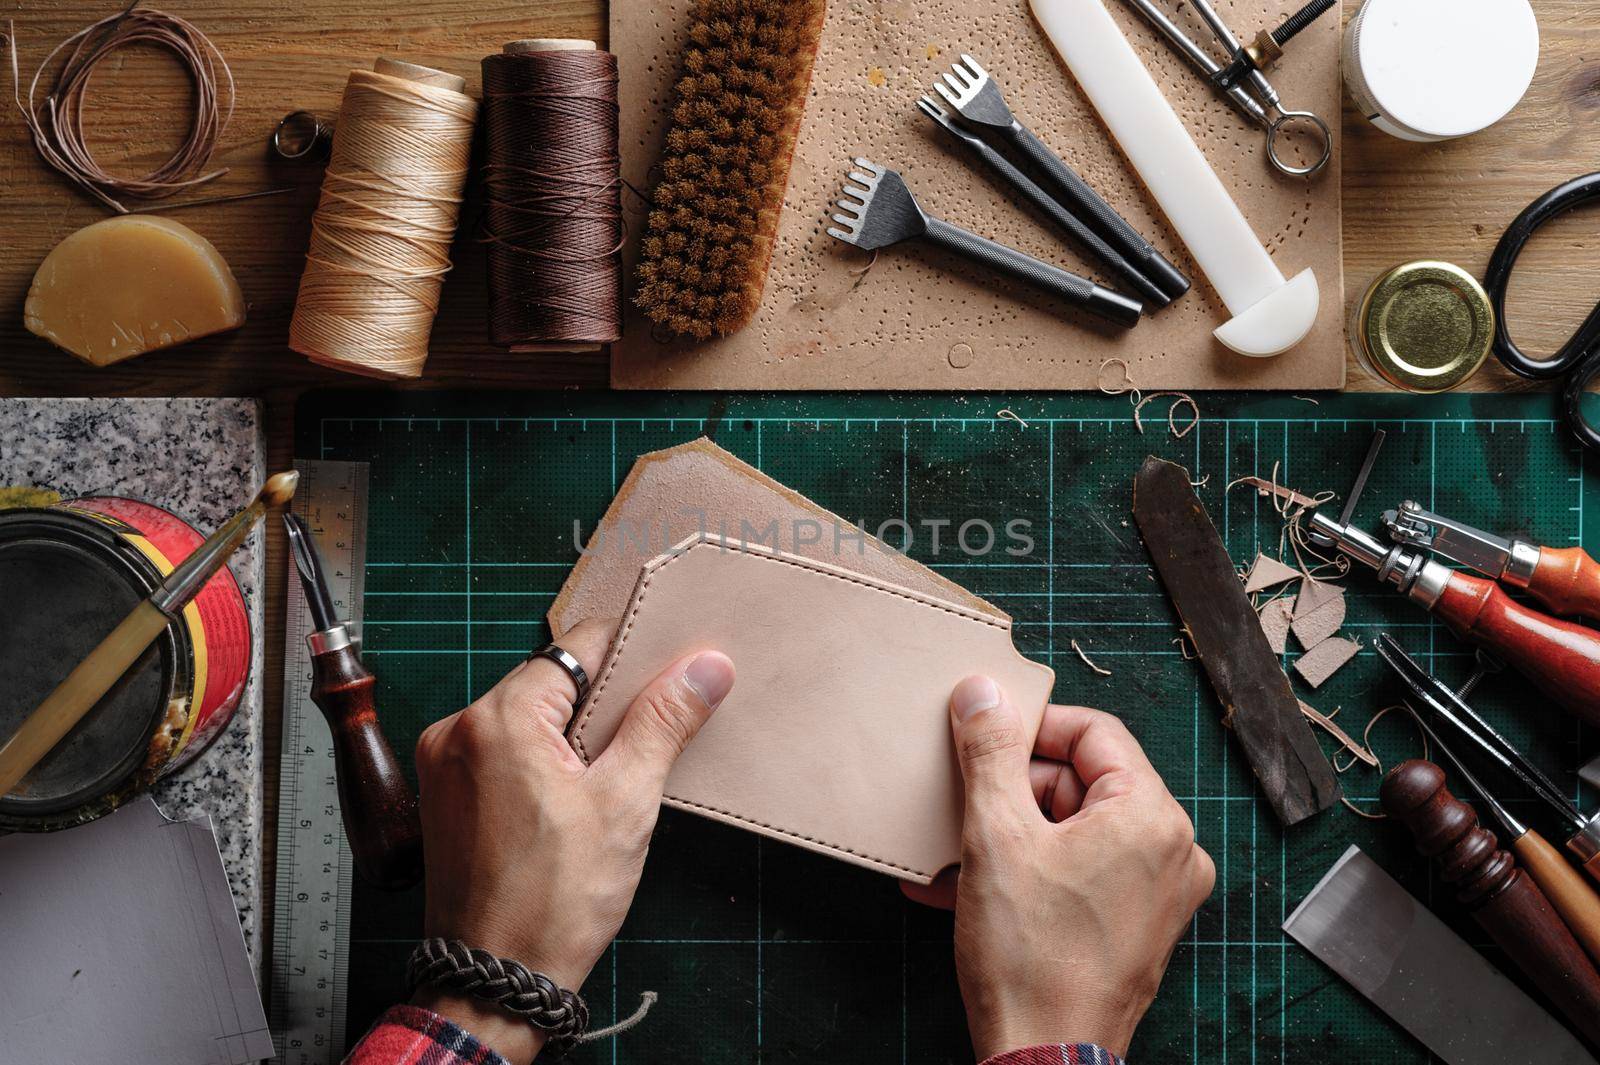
905;676;1215;1060
410;619;736;1064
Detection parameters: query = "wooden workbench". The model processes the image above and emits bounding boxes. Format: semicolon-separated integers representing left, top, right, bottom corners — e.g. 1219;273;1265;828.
0;0;1596;979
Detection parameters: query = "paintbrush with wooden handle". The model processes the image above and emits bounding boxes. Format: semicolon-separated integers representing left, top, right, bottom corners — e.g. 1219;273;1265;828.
0;472;299;796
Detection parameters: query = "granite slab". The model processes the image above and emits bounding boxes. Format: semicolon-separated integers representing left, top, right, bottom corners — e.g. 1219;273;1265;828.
0;398;266;963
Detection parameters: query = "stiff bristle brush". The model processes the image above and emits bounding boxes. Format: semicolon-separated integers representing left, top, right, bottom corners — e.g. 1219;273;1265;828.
633;0;827;340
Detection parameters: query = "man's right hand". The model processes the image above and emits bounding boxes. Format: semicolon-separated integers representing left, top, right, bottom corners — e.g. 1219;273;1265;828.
904;676;1215;1061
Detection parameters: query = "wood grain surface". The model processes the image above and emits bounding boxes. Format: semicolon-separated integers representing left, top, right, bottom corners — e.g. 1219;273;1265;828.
0;0;1596;983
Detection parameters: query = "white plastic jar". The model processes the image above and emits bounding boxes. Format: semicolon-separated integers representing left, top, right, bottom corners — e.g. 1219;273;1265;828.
1343;0;1540;142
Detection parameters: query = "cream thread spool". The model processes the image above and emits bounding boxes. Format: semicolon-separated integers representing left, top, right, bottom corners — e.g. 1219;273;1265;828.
289;58;478;379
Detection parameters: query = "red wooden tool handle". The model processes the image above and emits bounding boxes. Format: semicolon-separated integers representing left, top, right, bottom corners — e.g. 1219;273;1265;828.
1432;571;1600;726
1525;546;1600;622
311;646;424;890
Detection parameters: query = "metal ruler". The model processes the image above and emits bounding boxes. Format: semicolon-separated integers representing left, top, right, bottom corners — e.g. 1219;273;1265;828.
270;460;369;1065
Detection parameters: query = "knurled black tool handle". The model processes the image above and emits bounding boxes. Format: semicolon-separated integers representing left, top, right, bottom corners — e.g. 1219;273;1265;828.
922;217;1142;327
952;130;1168;308
1003;122;1191;303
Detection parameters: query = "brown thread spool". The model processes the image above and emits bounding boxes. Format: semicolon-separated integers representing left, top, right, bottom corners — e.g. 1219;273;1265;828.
481;40;622;353
289;58;478;379
1382;760;1600;1049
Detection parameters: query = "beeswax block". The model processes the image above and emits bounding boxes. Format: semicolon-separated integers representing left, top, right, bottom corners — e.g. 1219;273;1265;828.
24;217;245;365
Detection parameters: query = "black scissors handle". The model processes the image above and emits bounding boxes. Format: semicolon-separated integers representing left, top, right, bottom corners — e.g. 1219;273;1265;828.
1484;172;1600;453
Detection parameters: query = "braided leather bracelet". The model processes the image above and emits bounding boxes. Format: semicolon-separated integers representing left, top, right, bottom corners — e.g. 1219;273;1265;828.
406;938;590;1055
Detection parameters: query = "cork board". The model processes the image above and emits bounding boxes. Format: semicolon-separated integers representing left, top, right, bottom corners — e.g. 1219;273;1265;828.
610;0;1345;390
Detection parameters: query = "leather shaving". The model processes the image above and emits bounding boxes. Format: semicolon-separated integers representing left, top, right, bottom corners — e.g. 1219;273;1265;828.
1337;703;1430;819
1299;701;1378;768
1227;474;1320;511
995;409;1029;428
1258;597;1293;655
1294;636;1360;688
1292;592;1346;650
1070;638;1112;676
1097;357;1139;402
1132;391;1199;438
1243;553;1300;593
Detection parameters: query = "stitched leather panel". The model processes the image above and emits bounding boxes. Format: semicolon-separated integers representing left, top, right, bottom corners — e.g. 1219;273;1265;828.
567;534;1053;882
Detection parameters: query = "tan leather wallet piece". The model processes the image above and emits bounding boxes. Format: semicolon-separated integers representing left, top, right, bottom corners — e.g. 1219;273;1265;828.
566;535;1054;883
549;438;1004;636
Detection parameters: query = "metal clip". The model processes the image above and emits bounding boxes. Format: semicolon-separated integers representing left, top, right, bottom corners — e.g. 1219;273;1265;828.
1380;502;1539;584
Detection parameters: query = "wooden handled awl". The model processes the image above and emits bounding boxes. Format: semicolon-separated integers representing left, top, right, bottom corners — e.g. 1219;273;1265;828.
286;513;422;890
1381;760;1600;1049
1375;633;1600;889
1370;648;1600;968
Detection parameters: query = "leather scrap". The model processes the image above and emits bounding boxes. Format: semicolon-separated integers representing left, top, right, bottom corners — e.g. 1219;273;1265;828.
1259;597;1293;655
1134;456;1341;826
1294;637;1360;688
1294;578;1341;619
1292;591;1346;651
567;534;1054;882
1244;554;1300;594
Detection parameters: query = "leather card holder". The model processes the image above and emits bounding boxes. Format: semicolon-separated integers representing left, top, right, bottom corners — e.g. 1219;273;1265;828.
566;534;1054;883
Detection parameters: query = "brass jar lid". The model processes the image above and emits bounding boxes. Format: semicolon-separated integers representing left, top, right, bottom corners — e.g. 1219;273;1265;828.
1353;261;1495;393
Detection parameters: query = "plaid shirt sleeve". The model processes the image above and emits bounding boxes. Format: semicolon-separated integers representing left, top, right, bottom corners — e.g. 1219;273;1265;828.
343;1005;511;1065
343;1007;1120;1065
980;1045;1126;1065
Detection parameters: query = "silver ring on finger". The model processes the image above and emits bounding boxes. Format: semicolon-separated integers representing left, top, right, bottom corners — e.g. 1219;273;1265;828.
525;643;590;706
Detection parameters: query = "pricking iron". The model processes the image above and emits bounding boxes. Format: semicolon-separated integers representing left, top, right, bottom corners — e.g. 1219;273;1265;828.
827;158;1143;328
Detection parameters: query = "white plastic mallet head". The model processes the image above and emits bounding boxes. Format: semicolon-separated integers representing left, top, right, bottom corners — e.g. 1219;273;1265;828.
1031;0;1320;357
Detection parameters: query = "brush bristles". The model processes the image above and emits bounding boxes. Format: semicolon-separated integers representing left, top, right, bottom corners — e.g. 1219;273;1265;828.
257;471;300;509
635;0;827;340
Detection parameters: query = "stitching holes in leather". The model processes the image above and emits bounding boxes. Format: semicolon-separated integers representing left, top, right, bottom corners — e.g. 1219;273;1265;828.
569;538;1011;879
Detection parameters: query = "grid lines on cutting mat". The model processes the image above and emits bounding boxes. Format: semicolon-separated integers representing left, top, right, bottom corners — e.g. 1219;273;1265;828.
304;393;1592;1065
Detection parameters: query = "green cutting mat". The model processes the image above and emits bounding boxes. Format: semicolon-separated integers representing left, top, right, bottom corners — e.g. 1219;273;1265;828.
298;389;1596;1064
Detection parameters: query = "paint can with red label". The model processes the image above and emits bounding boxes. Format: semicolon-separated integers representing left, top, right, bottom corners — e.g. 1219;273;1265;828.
0;498;251;830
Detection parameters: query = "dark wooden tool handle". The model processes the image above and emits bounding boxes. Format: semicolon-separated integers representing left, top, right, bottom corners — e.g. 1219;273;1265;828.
1432;572;1600;725
1525;546;1600;622
1513;830;1600;967
311;646;424;890
1382;760;1600;1048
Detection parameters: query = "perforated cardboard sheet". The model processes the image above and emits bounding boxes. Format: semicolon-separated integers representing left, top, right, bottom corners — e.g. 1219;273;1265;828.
611;0;1344;391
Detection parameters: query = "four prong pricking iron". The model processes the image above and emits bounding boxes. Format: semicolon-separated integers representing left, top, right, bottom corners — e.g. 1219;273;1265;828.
932;54;1190;303
828;158;1143;328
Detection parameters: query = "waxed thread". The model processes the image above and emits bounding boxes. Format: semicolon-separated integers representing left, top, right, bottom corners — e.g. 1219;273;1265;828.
289;66;477;379
481;48;622;349
3;2;233;213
